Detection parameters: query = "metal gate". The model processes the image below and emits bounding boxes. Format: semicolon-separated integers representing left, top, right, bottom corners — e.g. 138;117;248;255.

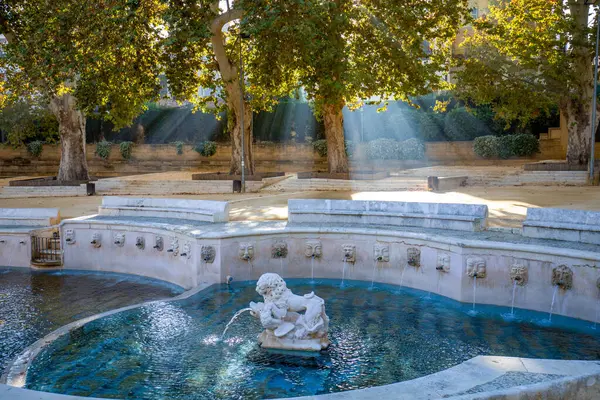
31;232;62;266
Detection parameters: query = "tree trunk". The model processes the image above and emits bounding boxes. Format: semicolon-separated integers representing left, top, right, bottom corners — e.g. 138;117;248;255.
323;103;349;173
565;2;594;165
209;5;255;175
564;100;593;165
49;93;90;181
227;83;254;175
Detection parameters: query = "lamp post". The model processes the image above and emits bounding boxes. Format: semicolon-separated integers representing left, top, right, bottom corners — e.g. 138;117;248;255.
588;1;599;182
239;32;246;193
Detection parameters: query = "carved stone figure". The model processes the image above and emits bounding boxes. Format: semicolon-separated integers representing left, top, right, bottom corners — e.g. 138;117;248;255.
249;273;330;351
305;240;322;258
91;233;102;248
201;245;216;263
153;236;164;251
407;247;421;268
65;229;76;245
510;264;528;286
552;265;573;290
168;238;179;256
135;237;145;250
272;241;288;259
467;257;486;278
342;244;356;264
373;243;390;262
436;253;451;272
239;243;254;261
113;233;125;247
181;242;191;259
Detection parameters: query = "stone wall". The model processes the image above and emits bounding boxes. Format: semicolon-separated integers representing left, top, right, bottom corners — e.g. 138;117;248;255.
0;140;577;177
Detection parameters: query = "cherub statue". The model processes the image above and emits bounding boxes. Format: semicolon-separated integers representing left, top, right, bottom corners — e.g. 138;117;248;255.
249;273;330;351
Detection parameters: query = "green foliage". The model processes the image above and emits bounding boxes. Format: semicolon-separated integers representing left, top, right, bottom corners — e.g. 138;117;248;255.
366;138;426;160
242;0;470;116
26;141;44;158
95;140;112;160
418;112;446;142
473;134;539;159
366;139;401;160
1;0;165;129
497;136;515;159
313;140;328;157
453;0;591;127
510;134;540;157
173;141;185;156
194;141;217;157
473;136;500;159
0;100;59;146
444;108;490;141
400;138;425;160
344;141;356;159
313;139;355;158
119;141;134;160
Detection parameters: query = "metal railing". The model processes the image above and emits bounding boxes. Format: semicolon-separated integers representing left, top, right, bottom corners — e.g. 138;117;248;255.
31;233;62;265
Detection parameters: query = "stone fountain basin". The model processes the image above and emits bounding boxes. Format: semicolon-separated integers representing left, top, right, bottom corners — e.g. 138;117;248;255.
2;279;600;400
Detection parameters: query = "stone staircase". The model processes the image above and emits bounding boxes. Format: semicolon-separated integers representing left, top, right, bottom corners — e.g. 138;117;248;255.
0;185;87;198
466;170;588;186
95;178;264;195
263;175;429;192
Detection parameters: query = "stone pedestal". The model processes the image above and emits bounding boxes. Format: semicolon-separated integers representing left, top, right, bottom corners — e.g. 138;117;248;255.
258;330;330;352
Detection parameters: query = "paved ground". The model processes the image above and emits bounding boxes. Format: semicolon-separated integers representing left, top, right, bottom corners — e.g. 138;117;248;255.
0;186;599;228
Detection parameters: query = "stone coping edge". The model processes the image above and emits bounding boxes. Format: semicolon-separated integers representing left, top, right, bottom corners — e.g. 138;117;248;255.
0;282;212;388
59;218;600;262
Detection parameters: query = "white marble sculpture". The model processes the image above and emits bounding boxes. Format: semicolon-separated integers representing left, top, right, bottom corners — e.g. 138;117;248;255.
249;273;330;351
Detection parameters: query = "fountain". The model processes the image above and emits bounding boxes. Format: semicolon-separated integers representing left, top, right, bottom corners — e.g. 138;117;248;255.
509;265;528;316
153;236;164;251
548;265;573;322
305;240;322;282
247;273;330;351
90;233;102;248
135;236;145;250
113;232;125;247
272;241;288;275
467;257;486;313
239;243;255;269
341;244;355;287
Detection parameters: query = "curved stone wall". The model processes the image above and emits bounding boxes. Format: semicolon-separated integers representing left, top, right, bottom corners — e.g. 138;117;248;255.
58;217;600;323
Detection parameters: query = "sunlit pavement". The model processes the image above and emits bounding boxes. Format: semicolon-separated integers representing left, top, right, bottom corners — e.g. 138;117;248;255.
0;186;599;228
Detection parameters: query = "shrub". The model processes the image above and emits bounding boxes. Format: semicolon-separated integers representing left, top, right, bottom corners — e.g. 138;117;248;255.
195;141;217;157
497;135;515;159
26;141;44;158
444;107;490;141
418;112;446;142
366;138;401;160
313;139;328;157
345;140;356;158
119;141;134;160
95;140;112;160
473;136;500;159
313;139;356;158
399;138;425;160
510;134;540;157
173;141;184;155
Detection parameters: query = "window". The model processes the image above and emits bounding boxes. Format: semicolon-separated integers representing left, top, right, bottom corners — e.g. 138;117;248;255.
471;7;479;20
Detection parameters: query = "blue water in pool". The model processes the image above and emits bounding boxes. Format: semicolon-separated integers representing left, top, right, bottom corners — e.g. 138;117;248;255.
0;267;183;371
26;279;600;399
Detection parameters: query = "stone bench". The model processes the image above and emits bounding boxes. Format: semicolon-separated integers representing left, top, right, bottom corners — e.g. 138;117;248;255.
0;208;60;227
98;197;230;223
288;199;488;232
523;208;600;244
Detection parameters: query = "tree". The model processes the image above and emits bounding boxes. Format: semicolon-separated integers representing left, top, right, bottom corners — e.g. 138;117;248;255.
0;0;164;180
162;1;295;175
240;0;469;172
453;0;596;165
